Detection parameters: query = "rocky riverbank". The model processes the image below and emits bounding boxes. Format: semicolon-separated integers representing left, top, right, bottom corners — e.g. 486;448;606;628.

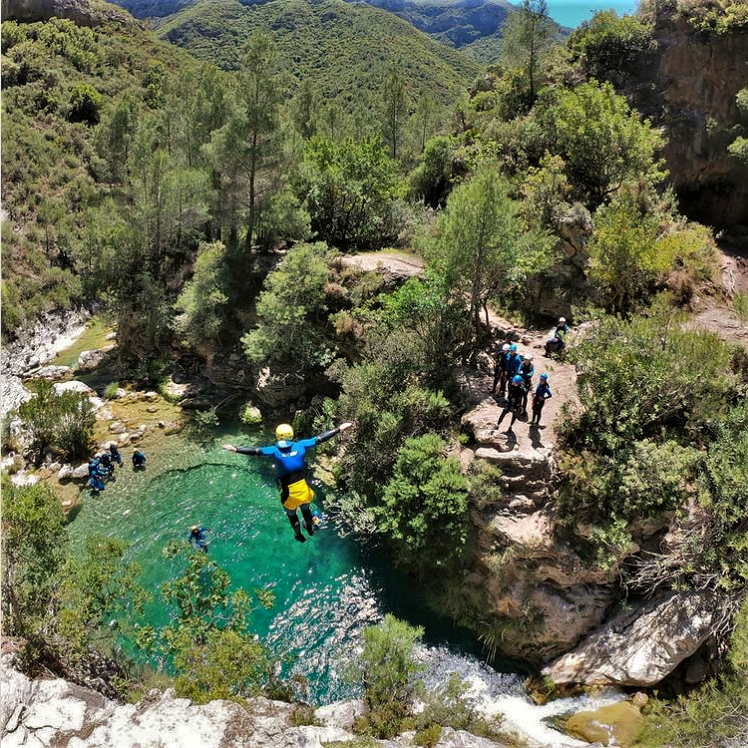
1;308;90;421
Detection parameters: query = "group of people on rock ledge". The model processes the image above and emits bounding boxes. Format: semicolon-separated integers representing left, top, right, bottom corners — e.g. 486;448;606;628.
490;317;569;433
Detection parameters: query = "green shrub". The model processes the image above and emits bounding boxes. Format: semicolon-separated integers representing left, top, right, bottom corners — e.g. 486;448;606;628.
569;10;654;80
380;433;469;573
18;380;95;464
735;291;748;323
104;381;120;400
135;544;275;704
355;614;425;739
1;478;66;645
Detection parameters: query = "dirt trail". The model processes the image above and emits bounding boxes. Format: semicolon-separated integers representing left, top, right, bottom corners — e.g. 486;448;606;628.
688;236;748;350
346;242;747;452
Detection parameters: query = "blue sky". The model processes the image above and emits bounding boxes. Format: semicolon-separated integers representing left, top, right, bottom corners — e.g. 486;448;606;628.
546;0;639;28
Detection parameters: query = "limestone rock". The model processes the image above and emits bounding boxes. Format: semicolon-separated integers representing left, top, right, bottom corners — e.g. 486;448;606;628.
315;699;365;730
33;365;72;381
160;421;185;435
109;421;127;434
53;381;94;397
255;365;308;410
0;657;510;748
10;471;39;487
164;380;189;399
558;204;593;263
76;345;115;372
72;463;90;481
542;591;717;687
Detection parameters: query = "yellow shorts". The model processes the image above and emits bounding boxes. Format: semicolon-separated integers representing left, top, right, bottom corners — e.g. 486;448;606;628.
282;479;315;511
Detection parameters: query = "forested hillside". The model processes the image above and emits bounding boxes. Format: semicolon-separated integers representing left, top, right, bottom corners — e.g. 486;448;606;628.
110;0;518;60
2;0;748;744
153;0;481;100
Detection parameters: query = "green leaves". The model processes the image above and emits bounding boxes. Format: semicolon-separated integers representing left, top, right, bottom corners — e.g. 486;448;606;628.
535;80;665;209
356;614;425;738
380;433;469;572
301;136;403;251
18;379;95;465
136;542;274;703
241;240;335;368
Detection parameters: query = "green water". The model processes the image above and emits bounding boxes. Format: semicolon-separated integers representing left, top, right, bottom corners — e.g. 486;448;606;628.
53;317;113;369
69;423;486;704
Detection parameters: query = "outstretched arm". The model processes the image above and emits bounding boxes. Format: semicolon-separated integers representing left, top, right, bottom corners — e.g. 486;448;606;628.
223;444;262;456
315;421;353;445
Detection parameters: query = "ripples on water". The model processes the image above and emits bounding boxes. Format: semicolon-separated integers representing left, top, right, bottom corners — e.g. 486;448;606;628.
69;426;623;745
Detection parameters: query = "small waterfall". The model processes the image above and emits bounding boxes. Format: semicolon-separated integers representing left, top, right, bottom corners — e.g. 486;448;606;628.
419;645;626;747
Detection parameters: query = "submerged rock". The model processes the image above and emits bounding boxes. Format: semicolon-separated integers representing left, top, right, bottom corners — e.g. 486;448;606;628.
565;699;643;747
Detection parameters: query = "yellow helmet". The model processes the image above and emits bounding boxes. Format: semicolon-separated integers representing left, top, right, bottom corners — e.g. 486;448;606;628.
275;423;294;442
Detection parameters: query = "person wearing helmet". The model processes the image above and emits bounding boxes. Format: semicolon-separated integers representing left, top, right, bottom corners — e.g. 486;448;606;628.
189;525;210;553
545;317;570;358
519;355;535;414
491;342;511;395
132;447;146;469
503;343;523;391
497;374;526;431
223;421;354;543
530;373;553;426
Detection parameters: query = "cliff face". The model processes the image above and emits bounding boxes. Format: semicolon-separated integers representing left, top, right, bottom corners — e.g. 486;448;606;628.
627;14;748;228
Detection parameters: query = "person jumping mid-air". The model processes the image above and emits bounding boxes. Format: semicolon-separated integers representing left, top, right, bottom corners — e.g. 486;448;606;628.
224;422;353;543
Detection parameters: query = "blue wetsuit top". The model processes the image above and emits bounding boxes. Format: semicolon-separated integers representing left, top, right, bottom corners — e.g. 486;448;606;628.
534;382;553;401
235;428;343;482
506;352;522;376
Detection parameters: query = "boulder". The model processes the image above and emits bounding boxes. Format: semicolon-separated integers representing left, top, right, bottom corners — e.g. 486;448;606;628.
72;464;90;481
160;421;185;435
10;472;39;487
57;465;73;483
76;345;115;372
542;591;717;687
315;699;365;730
33;365;72;381
558;204;593;263
53;381;94;397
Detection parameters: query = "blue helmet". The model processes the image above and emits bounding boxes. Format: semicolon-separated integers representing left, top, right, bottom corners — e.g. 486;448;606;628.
540;373;549;381
509;343;518;351
512;374;523;384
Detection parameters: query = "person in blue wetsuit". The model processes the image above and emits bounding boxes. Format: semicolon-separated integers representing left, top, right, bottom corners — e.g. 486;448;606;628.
497;374;526;431
530;373;553;426
132;447;146;470
109;442;122;466
189;525;210;553
505;344;523;382
223;421;353;543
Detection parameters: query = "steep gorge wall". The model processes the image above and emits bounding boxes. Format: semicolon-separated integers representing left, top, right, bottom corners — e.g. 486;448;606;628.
627;14;748;228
